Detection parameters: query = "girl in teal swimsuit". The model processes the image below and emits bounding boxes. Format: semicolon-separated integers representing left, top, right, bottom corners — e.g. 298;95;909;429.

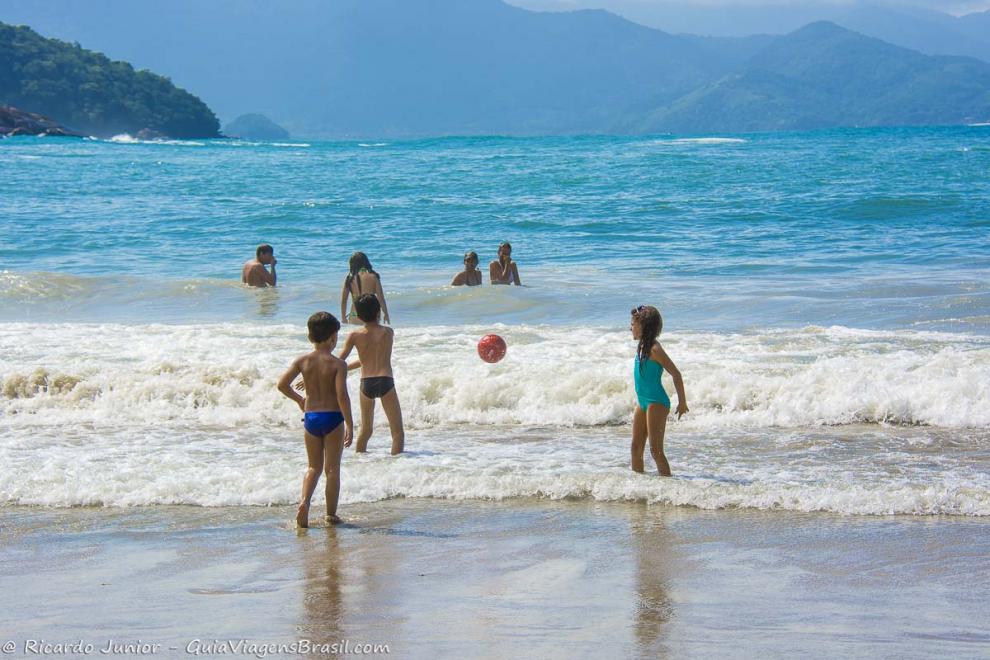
630;305;688;476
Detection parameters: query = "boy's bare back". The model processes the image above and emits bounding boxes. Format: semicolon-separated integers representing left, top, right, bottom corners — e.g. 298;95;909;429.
349;324;394;377
296;351;347;411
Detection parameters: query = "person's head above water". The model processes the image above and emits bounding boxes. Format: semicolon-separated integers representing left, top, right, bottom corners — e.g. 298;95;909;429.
631;305;663;365
256;244;275;264
307;311;340;345
497;242;512;260
464;251;479;268
355;293;381;323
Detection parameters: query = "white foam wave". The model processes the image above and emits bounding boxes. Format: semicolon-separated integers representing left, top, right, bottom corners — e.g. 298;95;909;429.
671;137;747;144
158;139;205;146
107;134;204;146
358;142;388;147
2;322;987;514
1;323;988;429
272;142;310;147
1;426;986;515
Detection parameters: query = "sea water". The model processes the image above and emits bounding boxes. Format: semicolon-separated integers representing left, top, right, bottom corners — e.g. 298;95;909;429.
1;127;988;515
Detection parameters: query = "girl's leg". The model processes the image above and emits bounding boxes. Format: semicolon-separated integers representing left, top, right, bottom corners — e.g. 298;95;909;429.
631;405;648;473
323;426;345;523
380;388;405;455
355;391;375;453
646;404;672;476
298;432;325;528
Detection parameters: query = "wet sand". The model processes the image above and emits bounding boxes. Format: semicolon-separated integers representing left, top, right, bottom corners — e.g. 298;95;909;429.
1;499;988;658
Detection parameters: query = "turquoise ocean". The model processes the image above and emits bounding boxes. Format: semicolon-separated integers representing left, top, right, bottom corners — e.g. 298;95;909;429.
1;127;989;515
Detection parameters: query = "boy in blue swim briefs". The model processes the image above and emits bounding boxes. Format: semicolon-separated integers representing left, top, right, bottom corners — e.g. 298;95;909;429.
277;312;353;528
630;305;688;476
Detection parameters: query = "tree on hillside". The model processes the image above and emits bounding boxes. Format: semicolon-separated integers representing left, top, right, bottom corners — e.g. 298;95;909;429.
0;22;219;138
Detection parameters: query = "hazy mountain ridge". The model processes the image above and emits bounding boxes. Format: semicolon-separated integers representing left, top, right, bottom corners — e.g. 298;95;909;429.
510;0;990;62
1;0;989;137
637;22;990;132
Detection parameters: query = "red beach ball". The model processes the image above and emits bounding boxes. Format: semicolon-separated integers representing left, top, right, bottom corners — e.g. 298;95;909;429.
477;334;507;363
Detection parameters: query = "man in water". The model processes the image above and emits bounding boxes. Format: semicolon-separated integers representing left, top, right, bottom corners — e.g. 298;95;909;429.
242;244;277;287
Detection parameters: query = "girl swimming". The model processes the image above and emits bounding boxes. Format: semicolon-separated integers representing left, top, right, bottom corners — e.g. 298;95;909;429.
630;305;688;476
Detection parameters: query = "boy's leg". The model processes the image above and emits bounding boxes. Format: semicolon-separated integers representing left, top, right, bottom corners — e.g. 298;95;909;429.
298;432;325;528
355;391;375;453
323;426;345;523
631;405;648;473
380;388;405;455
646;404;672;477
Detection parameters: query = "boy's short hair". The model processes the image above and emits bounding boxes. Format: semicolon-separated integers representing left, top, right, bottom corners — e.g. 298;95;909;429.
355;294;381;323
256;244;274;259
307;311;340;343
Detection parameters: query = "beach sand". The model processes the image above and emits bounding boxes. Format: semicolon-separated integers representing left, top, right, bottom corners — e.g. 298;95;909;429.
2;500;988;659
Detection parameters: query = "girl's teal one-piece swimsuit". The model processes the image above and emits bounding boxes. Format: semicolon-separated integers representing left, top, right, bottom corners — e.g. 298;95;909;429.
634;357;671;411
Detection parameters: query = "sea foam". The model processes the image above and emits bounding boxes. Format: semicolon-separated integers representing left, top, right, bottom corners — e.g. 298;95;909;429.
1;323;987;429
2;322;987;514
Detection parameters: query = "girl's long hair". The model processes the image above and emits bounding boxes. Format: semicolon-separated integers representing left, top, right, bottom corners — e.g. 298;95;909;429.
633;305;663;370
345;252;379;293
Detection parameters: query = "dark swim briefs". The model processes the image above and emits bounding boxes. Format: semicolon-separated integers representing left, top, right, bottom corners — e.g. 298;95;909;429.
361;377;395;399
303;411;345;438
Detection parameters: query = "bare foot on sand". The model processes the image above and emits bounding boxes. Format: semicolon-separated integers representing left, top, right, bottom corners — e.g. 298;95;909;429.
325;514;341;525
296;502;310;528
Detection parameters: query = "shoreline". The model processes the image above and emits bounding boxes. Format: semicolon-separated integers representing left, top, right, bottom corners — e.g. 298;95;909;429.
2;499;988;658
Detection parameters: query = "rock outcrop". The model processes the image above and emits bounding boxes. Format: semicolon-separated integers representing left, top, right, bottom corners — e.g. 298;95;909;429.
0;105;81;137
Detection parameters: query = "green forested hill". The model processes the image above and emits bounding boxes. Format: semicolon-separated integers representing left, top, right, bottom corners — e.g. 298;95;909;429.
0;22;219;138
636;22;990;132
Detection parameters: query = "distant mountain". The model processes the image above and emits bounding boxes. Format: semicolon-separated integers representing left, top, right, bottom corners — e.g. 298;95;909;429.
0;0;730;136
637;22;990;133
224;113;289;140
1;2;989;136
511;1;990;63
957;9;990;42
0;22;219;138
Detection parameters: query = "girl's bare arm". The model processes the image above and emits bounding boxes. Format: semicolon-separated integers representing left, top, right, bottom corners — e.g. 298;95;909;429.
376;278;391;324
653;343;688;418
340;280;350;321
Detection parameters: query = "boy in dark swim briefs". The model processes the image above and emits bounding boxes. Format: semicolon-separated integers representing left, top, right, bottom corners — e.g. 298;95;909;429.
338;294;405;455
277;312;354;528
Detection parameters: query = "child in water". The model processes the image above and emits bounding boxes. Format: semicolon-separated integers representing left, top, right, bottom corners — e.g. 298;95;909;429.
338;294;405;455
630;305;688;476
277;312;354;527
341;252;391;325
